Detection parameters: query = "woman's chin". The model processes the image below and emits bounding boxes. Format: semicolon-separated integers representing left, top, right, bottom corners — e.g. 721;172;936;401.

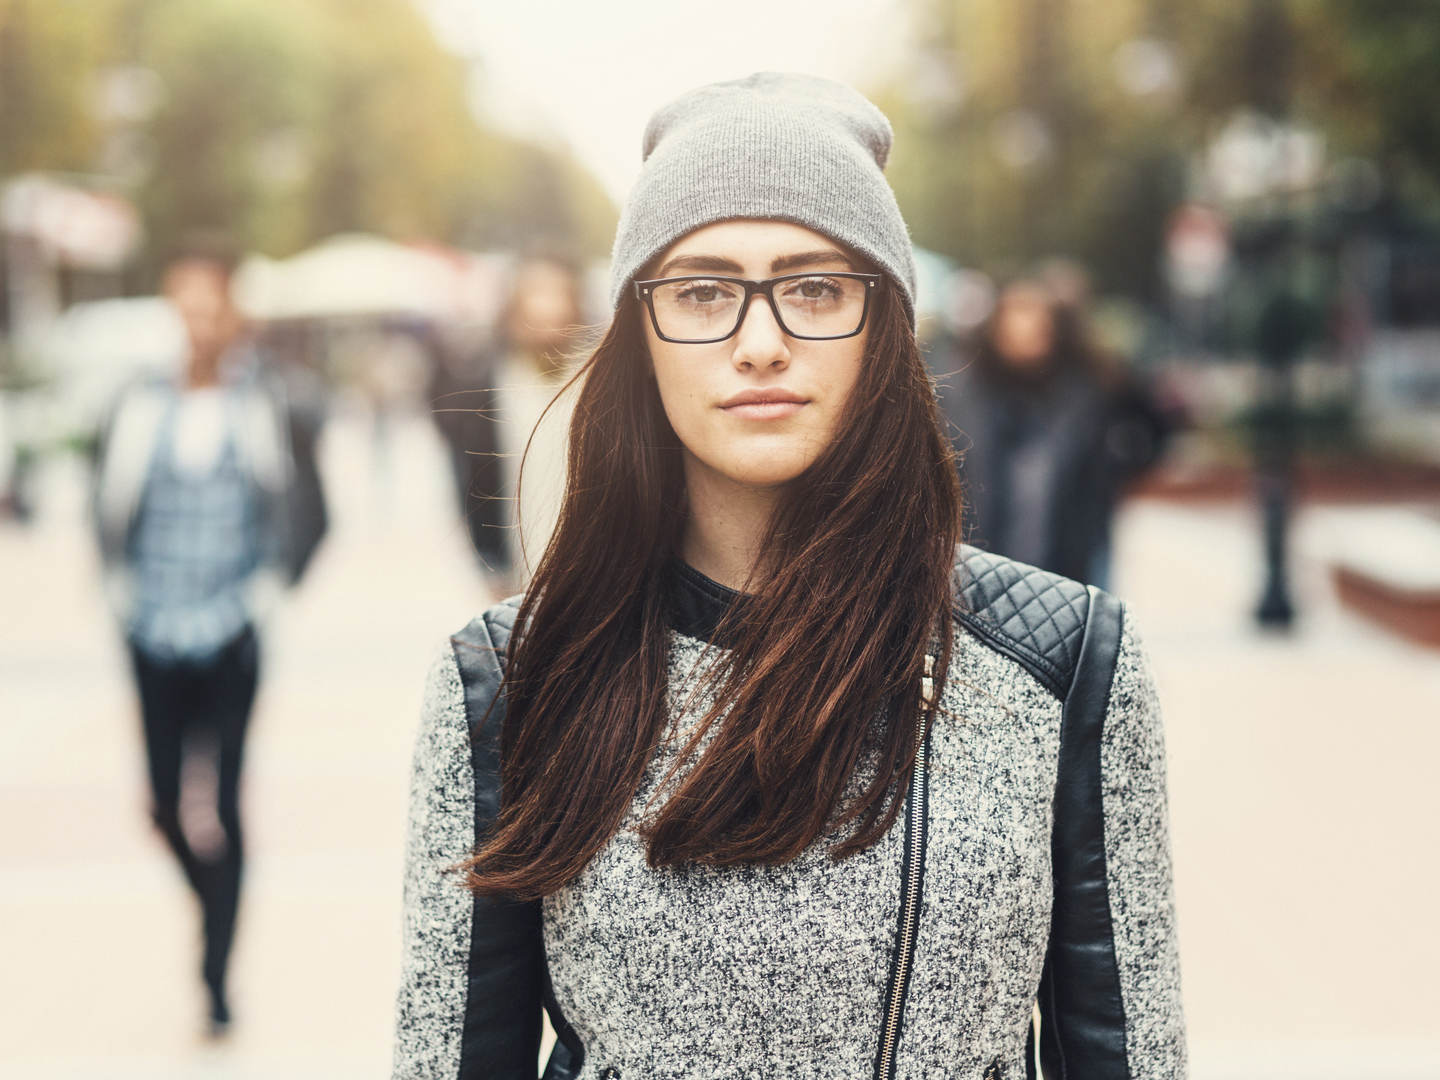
718;457;815;490
680;434;823;491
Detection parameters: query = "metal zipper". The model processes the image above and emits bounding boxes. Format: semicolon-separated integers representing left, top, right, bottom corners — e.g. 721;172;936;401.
874;655;936;1080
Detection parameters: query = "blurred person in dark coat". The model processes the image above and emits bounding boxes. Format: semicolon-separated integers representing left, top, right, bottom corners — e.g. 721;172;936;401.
92;249;325;1036
429;257;583;595
937;273;1165;588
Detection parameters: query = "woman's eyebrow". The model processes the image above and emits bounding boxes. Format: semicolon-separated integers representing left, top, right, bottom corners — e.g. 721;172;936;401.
657;254;744;276
770;249;857;273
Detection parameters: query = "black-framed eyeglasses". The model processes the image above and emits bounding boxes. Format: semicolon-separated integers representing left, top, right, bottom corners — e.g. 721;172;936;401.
634;272;883;344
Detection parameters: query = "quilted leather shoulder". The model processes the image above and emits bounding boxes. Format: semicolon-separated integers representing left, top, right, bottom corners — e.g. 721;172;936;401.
954;546;1092;700
480;593;524;659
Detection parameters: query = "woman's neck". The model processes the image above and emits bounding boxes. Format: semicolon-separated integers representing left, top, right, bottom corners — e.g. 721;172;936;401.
679;454;781;593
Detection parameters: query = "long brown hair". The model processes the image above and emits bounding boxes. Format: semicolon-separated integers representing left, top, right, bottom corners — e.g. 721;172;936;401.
464;282;962;901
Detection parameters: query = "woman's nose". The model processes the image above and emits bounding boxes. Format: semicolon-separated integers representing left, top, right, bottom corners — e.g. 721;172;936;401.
731;295;790;370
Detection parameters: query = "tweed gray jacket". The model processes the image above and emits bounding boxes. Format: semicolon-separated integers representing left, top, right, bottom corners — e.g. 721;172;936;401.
393;549;1184;1079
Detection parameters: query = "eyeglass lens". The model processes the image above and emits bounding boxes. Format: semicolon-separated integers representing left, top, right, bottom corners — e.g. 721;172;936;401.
650;276;868;341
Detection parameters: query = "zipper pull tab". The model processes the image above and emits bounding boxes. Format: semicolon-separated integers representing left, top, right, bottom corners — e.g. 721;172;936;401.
921;653;936;708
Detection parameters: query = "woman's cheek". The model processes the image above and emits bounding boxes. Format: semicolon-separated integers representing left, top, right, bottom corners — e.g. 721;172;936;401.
668;384;714;451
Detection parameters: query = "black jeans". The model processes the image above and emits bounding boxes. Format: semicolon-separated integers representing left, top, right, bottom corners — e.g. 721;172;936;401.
130;627;258;1006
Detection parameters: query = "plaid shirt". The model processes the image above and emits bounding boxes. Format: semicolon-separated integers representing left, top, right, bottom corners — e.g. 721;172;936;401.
127;397;262;663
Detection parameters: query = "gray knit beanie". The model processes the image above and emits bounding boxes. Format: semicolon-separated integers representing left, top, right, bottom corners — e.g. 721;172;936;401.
609;72;916;322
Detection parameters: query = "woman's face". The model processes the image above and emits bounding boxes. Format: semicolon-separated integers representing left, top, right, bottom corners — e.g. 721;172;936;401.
991;283;1055;369
643;220;869;493
508;259;581;357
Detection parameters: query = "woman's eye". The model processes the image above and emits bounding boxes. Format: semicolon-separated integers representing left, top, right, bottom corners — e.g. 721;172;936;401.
788;277;839;300
678;283;724;303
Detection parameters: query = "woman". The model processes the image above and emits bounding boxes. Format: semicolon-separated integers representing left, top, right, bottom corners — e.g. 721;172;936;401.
394;73;1183;1080
428;257;584;592
938;274;1167;588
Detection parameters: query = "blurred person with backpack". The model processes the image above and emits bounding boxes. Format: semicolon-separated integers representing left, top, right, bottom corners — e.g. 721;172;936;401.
92;246;326;1036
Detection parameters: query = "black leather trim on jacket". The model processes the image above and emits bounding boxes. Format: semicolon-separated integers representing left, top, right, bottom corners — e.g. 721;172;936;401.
1037;586;1130;1080
668;558;747;645
452;602;583;1080
954;547;1091;701
873;724;932;1080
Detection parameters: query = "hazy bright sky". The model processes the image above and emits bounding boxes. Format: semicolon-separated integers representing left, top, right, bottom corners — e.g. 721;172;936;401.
420;0;912;205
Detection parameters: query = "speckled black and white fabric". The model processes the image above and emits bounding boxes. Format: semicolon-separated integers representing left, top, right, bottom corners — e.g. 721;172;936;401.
393;647;473;1079
393;606;1185;1080
1103;618;1187;1078
899;628;1065;1078
543;634;904;1078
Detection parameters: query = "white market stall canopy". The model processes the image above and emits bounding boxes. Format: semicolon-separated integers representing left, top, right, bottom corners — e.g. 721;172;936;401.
1;174;142;270
30;296;186;443
233;234;508;323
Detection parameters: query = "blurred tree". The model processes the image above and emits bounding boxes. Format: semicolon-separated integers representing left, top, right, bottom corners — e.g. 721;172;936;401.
134;0;322;264
1296;0;1440;206
884;0;1440;303
0;0;115;176
881;0;1199;302
0;0;614;277
303;0;482;243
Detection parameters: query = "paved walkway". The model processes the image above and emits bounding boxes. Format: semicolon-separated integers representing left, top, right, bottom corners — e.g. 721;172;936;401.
1113;500;1440;1079
0;411;1436;1078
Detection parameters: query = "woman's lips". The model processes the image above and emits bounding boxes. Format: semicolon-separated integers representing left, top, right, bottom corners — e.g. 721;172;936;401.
724;400;806;420
720;390;809;421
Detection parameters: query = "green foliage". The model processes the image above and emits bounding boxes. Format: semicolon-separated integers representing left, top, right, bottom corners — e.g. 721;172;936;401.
0;0;615;271
137;0;322;261
1296;0;1440;197
880;0;1198;300
885;0;1440;301
300;0;482;244
0;0;116;176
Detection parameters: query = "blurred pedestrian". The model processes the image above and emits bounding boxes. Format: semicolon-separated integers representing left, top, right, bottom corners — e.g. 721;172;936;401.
92;247;325;1036
428;257;583;594
395;73;1183;1079
937;272;1166;587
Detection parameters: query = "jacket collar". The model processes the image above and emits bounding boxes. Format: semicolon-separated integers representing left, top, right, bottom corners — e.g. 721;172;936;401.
667;559;747;645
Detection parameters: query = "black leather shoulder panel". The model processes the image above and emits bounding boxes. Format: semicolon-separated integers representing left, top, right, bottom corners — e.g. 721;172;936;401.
449;605;545;1080
954;550;1134;1076
1039;588;1131;1080
451;598;584;1080
452;607;510;825
954;546;1092;700
482;595;523;655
